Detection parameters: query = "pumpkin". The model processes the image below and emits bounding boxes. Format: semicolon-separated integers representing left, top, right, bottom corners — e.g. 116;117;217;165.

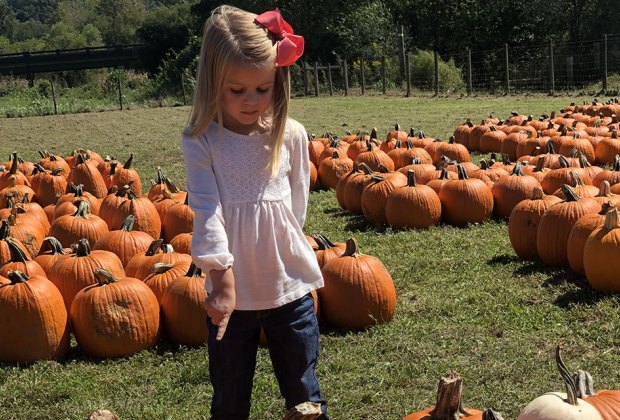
0;270;70;363
55;183;101;216
70;268;160;359
517;344;603;420
583;208;620;293
318;238;396;329
491;162;542;218
0;237;46;278
0;152;31;190
0;219;32;266
567;202;614;275
109;153;142;196
98;184;130;229
169;232;192;255
110;190;162;240
92;214;156;267
453;118;474;149
162;193;194;243
536;185;599;267
317;150;354;190
143;260;192;304
361;173;407;226
508;187;562;260
124;239;192;280
385;170;441;229
308;133;326;167
37;151;71;176
0;177;37;208
591;155;620;189
403;373;483;420
470;159;509;187
432;135;471;164
66;153;107;199
479;125;507;153
342;163;375;214
438;165;494;226
34;236;72;274
311;233;346;269
160;263;208;346
425;167;458;194
397;157;437;184
49;200;109;248
541;156;592;195
594;131;620;165
32;166;67;207
356;140;395;172
4;209;46;257
46;238;126;311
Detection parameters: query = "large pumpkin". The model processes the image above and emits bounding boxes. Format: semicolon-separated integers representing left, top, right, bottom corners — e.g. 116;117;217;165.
0;270;70;363
583;208;620;293
438;165;494;226
70;268;160;359
385;169;441;229
318;238;396;329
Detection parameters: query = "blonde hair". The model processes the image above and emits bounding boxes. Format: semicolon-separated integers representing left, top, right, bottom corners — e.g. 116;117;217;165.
186;5;291;176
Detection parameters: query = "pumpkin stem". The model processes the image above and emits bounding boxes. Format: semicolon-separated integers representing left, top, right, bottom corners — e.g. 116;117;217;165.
9;151;18;175
123;153;134;169
151;262;173;274
5;237;30;263
511;161;524;176
0;219;11;240
530;186;545;200
71;200;92;218
120;214;136;231
342;237;361;258
456;164;469;180
603;207;620;230
94;268;119;285
75;238;92;257
7;270;29;284
39;236;67;255
311;233;338;250
185;262;203;278
145;239;164;256
573;370;597;399
406;170;417;187
561;184;580;202
482;408;505;420
556;343;579;406
597;180;611;197
428;372;475;419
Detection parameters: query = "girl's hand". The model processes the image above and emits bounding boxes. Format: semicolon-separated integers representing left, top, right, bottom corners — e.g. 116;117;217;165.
208;268;236;341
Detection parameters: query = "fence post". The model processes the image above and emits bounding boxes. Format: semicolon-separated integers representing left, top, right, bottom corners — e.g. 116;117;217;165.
50;79;58;115
549;41;555;95
504;43;510;95
181;71;187;105
434;50;439;96
117;72;123;110
603;34;608;92
467;47;472;95
361;59;365;95
343;59;349;96
398;25;406;81
381;56;386;94
303;61;309;96
313;62;319;97
327;62;333;96
405;53;411;97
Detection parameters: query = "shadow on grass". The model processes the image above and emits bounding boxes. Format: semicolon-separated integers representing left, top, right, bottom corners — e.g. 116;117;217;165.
322;206;383;233
491;256;610;308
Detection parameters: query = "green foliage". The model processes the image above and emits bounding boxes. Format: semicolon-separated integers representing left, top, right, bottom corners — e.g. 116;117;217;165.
95;0;146;44
7;0;57;24
136;2;193;74
55;0;99;32
410;50;465;93
10;18;49;41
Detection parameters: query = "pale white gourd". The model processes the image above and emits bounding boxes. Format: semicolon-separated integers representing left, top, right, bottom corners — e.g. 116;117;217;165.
517;344;603;420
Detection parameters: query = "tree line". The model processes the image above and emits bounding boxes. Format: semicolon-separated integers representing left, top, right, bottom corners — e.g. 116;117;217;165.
1;0;618;84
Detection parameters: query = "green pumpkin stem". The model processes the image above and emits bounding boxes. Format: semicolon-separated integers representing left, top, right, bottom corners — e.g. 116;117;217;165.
71;200;92;218
556;343;579;406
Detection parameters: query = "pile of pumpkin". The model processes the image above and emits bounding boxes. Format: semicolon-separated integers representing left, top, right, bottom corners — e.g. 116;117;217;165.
0;149;397;363
401;344;620;420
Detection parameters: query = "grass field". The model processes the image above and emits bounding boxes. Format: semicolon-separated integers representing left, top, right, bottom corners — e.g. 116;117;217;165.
1;95;619;419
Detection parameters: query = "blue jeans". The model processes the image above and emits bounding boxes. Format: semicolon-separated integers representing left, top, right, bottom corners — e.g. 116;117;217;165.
207;293;328;419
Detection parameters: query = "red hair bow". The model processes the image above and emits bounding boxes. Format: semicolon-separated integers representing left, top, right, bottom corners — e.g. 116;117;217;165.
254;8;304;67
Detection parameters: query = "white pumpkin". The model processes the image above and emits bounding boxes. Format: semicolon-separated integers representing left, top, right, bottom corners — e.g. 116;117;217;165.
518;344;604;420
517;392;603;420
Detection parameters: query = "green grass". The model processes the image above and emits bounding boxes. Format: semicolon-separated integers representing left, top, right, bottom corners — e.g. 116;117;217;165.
1;95;619;419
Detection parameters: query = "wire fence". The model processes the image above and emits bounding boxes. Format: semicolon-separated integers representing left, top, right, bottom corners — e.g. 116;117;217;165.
300;34;620;97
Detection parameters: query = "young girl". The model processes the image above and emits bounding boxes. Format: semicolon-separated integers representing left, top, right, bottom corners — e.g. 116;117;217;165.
181;5;328;419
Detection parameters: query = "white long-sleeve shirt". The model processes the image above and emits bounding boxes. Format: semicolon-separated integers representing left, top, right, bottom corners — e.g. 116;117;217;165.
182;118;323;310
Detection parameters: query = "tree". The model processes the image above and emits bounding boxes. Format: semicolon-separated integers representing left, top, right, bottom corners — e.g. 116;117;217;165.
56;0;99;32
95;0;146;44
7;0;57;24
136;2;193;74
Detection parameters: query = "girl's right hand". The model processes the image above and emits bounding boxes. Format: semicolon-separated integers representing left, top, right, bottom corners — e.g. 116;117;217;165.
207;268;236;341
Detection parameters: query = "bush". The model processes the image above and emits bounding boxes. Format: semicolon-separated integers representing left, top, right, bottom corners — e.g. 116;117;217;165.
409;50;465;93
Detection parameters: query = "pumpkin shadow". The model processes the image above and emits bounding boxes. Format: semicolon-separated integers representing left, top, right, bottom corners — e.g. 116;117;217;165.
487;254;522;266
